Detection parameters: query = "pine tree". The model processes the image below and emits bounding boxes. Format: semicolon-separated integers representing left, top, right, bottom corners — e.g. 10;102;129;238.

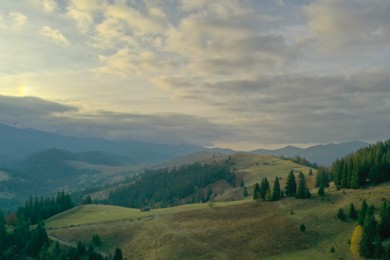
305;188;311;199
253;183;260;201
272;177;281;201
379;201;390;238
285;170;296;197
318;184;325;196
358;199;368;226
114;248;123;260
374;232;383;259
349;203;357;220
359;207;377;258
308;168;313;176
296;172;306;199
337;208;346;221
260;178;270;200
240;179;245;187
243;186;248;197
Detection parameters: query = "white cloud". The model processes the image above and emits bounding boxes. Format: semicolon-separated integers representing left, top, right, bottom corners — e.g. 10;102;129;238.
33;0;58;13
40;26;70;46
67;0;106;33
9;12;27;29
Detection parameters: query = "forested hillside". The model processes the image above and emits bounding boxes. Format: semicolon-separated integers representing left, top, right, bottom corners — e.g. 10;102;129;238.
332;140;390;188
107;161;235;208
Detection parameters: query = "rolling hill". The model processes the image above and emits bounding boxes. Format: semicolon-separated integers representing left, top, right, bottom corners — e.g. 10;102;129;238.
252;141;368;166
45;183;390;259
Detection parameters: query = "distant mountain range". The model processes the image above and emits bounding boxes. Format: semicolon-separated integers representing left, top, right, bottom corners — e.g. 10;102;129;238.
0;123;233;165
0;122;371;211
251;141;369;166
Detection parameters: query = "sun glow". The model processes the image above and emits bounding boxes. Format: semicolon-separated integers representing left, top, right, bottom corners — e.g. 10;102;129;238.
17;85;29;96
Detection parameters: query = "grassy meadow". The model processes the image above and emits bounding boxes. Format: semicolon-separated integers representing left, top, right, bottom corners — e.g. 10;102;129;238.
44;153;389;259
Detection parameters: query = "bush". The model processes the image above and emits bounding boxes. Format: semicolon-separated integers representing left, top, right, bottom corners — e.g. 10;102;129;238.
299;224;306;232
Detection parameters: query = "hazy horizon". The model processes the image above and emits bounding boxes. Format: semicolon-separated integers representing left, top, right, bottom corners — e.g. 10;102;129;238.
1;0;389;150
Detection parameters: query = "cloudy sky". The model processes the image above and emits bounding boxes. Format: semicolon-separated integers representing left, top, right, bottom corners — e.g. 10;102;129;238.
0;0;389;150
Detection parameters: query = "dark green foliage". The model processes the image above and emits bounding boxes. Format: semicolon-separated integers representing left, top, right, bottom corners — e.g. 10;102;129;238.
379;201;390;239
243;186;248;197
240;179;244;187
83;195;93;204
349;203;357;220
318;184;325;196
285;170;296;197
260;177;270;200
108;161;235;208
332;140;390;188
253;182;260;200
17;191;74;225
374;233;383;259
299;223;306;232
0;197;110;260
308;168;313;176
92;234;102;247
330;247;335;253
272;177;281;201
358;199;368;226
337;208;346;221
315;167;330;188
304;188;311;199
114;248;123;260
296;172;309;199
359;206;377;258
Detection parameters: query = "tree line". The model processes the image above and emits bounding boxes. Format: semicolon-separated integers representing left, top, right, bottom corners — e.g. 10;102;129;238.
16;191;74;225
348;199;390;259
332;140;390;188
252;170;311;202
107;161;236;208
0;192;124;259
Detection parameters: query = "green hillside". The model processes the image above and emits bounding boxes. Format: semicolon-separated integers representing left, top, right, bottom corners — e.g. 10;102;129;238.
45;183;390;259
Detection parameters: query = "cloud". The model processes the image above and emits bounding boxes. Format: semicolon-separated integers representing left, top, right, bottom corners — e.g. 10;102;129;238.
66;0;106;33
165;1;297;77
0;95;239;146
33;0;58;13
0;95;77;121
9;12;27;29
40;26;70;46
304;0;390;51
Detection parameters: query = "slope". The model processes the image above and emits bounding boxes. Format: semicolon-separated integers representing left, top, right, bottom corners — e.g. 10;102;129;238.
46;183;390;259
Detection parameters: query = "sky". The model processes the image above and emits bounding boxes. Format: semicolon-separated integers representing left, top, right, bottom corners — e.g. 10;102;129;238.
0;0;389;151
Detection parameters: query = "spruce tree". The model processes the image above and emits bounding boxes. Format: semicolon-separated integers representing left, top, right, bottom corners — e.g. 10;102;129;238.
305;188;311;199
114;248;123;260
379;201;390;238
359;207;377;258
374;233;383;259
285;170;296;197
337;208;346;221
243;186;248;197
318;184;325;197
349;203;357;220
296;172;306;199
260;178;270;200
272;177;281;201
358;199;368;226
